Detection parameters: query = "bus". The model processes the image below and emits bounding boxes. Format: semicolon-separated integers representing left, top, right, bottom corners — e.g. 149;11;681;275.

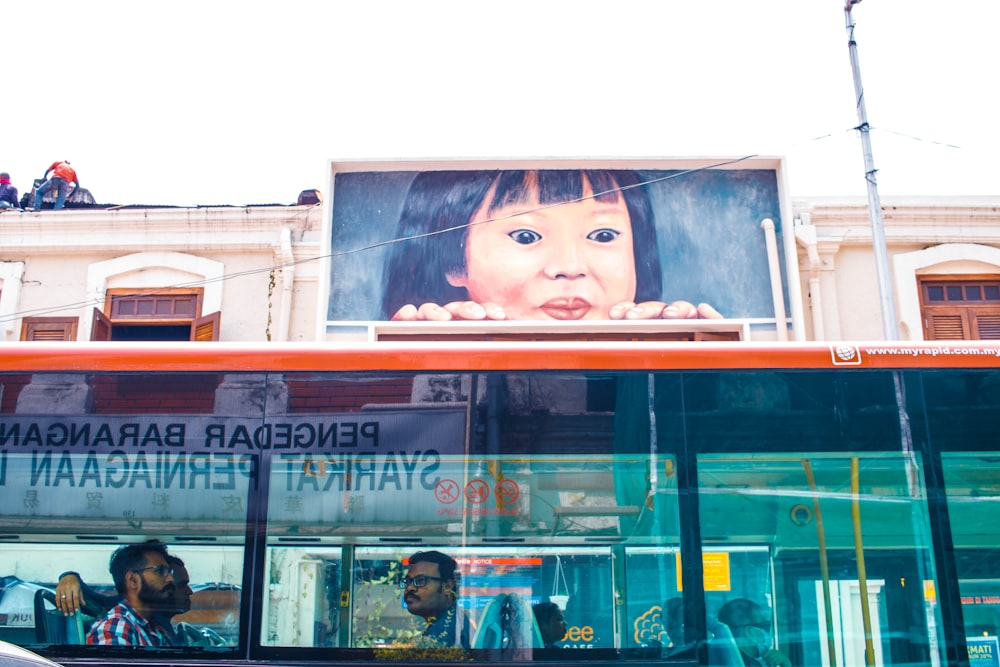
0;340;997;667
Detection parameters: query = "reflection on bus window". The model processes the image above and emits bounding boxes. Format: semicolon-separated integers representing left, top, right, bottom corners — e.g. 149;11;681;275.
0;444;250;652
943;454;1000;651
263;441;681;656
698;452;943;667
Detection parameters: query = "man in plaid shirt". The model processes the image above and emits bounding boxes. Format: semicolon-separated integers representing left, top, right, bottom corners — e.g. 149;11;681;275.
86;541;179;646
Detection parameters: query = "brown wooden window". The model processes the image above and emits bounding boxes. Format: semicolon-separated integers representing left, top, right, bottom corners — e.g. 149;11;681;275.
919;276;1000;340
106;289;202;321
91;288;220;341
20;317;79;341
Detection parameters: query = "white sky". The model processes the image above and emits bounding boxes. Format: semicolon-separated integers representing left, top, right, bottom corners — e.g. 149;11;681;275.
4;0;997;207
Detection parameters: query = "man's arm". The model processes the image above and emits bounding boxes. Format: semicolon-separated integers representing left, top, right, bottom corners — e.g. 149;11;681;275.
56;571;119;615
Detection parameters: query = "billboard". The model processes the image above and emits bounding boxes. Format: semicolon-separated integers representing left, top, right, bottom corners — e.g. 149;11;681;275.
323;158;792;334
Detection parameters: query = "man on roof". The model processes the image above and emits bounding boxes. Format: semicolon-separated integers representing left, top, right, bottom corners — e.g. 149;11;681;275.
32;160;79;211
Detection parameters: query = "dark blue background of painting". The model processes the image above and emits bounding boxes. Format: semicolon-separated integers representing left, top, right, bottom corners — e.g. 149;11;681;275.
327;169;785;322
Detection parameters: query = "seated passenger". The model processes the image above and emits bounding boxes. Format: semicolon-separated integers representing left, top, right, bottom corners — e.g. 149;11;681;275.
717;599;791;667
85;542;178;646
664;597;684;648
400;550;470;648
532;601;567;649
59;551;223;647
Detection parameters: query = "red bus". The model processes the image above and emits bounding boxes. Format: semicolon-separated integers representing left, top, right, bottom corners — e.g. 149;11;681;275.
0;341;997;667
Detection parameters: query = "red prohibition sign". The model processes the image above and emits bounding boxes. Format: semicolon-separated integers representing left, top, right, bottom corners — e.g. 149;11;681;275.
495;479;520;505
465;479;490;505
435;479;460;505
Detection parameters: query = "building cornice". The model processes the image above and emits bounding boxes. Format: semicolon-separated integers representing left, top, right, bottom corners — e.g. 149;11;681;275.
0;205;322;254
792;196;1000;246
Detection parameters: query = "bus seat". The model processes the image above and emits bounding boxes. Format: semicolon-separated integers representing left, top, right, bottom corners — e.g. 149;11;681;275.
472;595;505;649
33;589;85;644
471;594;543;650
706;620;745;667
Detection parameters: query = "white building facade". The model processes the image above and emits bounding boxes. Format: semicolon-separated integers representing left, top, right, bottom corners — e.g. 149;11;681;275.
1;187;997;345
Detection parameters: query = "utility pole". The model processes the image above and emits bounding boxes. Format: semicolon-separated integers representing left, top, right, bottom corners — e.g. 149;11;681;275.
844;0;899;340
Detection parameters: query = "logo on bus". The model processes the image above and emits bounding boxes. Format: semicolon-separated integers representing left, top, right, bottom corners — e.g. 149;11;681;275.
830;345;862;366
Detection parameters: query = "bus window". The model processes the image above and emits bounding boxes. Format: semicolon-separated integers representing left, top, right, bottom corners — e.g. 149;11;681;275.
262;450;680;654
942;454;1000;650
697;453;943;667
260;369;682;658
623;547;680;651
0;370;254;653
348;547;615;650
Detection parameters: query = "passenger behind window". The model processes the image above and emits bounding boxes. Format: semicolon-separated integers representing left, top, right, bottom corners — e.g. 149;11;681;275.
717;599;791;667
84;542;177;646
664;597;684;649
532;601;566;649
59;543;225;647
399;550;470;649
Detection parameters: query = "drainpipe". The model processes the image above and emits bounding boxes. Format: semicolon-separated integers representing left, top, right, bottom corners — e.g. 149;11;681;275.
795;217;826;341
276;226;295;342
761;219;788;341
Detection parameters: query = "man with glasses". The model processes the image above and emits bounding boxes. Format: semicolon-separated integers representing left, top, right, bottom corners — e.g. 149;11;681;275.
85;542;178;646
400;550;470;648
59;552;211;646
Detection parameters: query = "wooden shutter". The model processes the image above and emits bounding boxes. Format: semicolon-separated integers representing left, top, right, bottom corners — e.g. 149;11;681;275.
21;317;79;341
924;307;969;340
972;311;1000;339
90;308;113;341
190;311;221;341
920;277;1000;341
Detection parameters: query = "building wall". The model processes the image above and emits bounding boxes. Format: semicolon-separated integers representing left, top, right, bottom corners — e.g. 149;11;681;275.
0;205;323;342
793;197;1000;341
1;195;997;345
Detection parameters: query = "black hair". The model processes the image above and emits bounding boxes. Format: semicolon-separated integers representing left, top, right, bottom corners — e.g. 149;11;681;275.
108;541;170;596
381;169;662;318
408;550;459;584
717;598;762;628
533;601;562;626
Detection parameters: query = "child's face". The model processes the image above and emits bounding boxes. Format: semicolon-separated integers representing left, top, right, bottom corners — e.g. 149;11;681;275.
447;183;637;320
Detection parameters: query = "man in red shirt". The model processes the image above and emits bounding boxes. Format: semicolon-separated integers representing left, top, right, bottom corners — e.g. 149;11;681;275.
32;160;79;210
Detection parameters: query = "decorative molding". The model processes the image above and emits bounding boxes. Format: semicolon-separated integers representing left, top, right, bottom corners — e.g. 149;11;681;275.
82;252;225;341
894;243;1000;341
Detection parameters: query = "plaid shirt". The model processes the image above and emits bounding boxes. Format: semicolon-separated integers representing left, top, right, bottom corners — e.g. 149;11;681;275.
86;601;175;647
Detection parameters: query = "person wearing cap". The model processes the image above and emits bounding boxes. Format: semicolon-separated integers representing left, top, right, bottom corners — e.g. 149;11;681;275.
32;160;79;211
0;173;19;211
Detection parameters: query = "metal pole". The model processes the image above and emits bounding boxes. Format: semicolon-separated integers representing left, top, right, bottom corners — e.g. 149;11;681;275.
844;1;900;340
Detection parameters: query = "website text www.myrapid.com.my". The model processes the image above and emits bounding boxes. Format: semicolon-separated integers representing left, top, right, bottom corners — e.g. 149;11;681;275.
863;346;1000;357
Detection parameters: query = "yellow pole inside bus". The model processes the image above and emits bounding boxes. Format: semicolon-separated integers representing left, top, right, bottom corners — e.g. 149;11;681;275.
802;459;837;667
851;457;877;667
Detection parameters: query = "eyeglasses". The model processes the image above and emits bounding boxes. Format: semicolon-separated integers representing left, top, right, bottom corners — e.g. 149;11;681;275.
398;575;443;589
133;565;174;578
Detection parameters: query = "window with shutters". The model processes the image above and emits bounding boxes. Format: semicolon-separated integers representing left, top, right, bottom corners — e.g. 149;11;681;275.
20;317;79;341
919;276;1000;340
92;288;220;341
